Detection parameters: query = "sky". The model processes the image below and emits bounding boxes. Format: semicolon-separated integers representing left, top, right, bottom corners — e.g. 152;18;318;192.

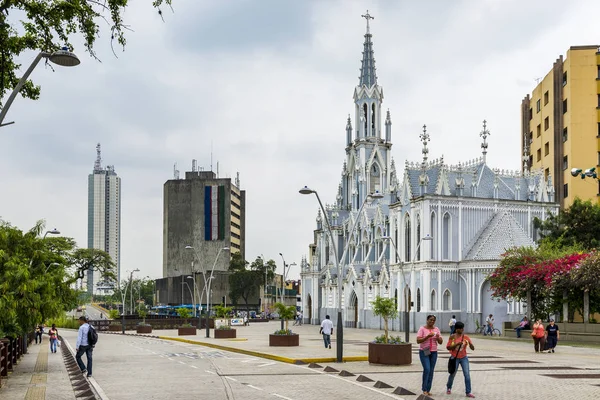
1;0;599;281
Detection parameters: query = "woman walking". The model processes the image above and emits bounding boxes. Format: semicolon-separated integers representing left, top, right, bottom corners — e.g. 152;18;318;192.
48;324;59;354
417;315;443;397
531;319;546;353
446;321;476;398
545;319;560;353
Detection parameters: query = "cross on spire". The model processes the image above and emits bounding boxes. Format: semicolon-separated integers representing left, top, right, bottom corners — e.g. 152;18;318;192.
362;10;374;34
420;124;430;165
480;119;491;163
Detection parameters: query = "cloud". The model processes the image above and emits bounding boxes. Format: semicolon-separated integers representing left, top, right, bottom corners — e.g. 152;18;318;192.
2;0;599;284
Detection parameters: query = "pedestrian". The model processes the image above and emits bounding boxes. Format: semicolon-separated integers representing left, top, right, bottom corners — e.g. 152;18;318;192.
531;319;546;353
35;324;44;344
320;315;334;349
545;319;560;353
514;316;529;338
446;321;476;398
484;314;494;336
48;324;59;354
417;314;443;397
449;315;457;335
76;316;93;377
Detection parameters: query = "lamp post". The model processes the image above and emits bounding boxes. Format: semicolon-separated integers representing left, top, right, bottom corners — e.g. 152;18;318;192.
43;228;61;239
186;245;230;338
187;275;200;317
259;254;268;315
121;269;139;334
0;48;80;128
44;262;61;273
381;234;432;343
299;186;383;362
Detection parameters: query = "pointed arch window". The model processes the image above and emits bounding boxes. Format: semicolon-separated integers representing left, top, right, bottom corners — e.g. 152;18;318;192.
363;103;368;134
371;103;376;134
443;289;452;311
416;288;421;312
430;211;437;260
394;219;399;263
416;216;421;261
442;212;451;260
431;289;437;311
370;163;381;194
404;215;411;262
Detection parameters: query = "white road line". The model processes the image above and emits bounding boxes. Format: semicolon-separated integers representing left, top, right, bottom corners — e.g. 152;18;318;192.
178;361;185;365
205;370;217;375
273;394;294;400
151;351;158;354
247;385;263;391
240;359;254;363
225;377;237;382
167;358;174;361
257;362;276;367
190;365;198;369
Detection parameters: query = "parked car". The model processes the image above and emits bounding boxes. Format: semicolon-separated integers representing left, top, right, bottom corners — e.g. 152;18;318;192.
269;312;280;320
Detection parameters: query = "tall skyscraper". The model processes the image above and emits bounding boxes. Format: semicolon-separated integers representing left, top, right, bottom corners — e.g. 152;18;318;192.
87;143;121;295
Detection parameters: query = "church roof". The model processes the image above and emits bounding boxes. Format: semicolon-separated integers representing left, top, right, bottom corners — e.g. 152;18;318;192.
465;211;534;260
359;20;377;87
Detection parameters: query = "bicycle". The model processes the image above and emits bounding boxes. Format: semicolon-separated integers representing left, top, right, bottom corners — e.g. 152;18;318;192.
474;320;501;336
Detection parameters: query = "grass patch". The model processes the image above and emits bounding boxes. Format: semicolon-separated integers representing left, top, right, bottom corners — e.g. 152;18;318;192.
47;313;80;329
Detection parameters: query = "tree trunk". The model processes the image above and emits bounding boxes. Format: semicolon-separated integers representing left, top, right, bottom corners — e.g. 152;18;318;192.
526;290;532;320
384;318;388;343
583;289;590;324
562;290;568;323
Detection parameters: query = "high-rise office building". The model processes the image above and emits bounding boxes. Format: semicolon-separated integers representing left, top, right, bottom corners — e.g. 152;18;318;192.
521;45;600;208
87;143;121;295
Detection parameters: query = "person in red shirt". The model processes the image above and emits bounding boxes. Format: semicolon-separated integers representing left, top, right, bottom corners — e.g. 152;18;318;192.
446;321;475;398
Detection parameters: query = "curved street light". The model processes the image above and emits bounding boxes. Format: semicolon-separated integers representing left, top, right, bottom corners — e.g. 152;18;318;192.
43;228;61;239
0;48;80;127
299;186;383;362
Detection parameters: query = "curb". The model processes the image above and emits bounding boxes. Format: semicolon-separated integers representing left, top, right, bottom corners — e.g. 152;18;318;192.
157;336;368;364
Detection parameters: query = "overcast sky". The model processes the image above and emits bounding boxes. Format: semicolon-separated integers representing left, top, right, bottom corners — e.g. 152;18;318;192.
1;0;599;281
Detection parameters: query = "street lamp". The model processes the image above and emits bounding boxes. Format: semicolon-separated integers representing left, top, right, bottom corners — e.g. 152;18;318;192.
121;268;139;334
186;245;230;338
0;48;80;127
277;254;297;330
44;262;61;273
187;276;201;317
381;234;432;343
299;186;383;362
43;228;60;239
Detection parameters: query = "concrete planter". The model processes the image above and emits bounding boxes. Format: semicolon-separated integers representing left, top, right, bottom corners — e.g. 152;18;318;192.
178;327;197;336
108;324;123;332
269;334;299;347
368;342;412;365
136;325;153;334
215;329;236;339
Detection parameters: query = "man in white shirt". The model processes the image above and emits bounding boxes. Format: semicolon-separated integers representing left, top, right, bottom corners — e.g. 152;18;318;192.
75;316;93;377
320;315;334;349
485;314;494;336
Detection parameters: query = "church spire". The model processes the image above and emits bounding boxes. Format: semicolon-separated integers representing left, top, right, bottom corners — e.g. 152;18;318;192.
359;10;377;88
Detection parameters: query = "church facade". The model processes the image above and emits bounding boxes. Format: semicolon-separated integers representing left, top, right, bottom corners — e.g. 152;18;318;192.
300;16;559;334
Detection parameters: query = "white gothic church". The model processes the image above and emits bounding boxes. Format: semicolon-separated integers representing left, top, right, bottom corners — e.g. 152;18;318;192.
300;15;558;334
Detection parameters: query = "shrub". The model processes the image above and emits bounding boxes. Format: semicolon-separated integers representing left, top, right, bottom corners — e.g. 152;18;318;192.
371;296;399;344
273;329;293;335
373;334;404;345
217;325;232;330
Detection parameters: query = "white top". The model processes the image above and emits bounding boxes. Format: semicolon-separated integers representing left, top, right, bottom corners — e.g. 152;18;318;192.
321;319;334;335
486;316;494;325
449;318;456;327
76;323;89;348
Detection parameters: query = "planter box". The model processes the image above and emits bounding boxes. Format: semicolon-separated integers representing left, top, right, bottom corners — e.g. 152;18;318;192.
269;334;299;347
215;329;236;339
178;327;197;336
108;324;123;332
368;342;412;365
136;325;153;334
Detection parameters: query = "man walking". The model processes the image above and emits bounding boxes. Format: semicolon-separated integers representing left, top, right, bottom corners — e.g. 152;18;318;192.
320;315;334;349
76;316;93;377
485;314;494;336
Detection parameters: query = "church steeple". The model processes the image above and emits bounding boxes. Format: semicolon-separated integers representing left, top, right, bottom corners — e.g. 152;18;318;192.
359;10;377;88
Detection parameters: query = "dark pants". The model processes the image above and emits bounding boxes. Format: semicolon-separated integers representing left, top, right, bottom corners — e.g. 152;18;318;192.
533;336;546;352
76;345;93;375
450;326;456;335
418;350;438;393
35;332;42;344
546;336;558;350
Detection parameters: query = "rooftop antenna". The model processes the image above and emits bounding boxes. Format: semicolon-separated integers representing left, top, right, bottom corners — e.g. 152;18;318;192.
235;172;240;188
94;143;102;171
192;159;197;172
217;161;219;178
210;140;213;172
173;162;180;179
535;77;542;84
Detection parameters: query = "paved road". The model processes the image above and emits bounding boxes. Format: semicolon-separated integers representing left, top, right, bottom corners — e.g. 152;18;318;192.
85;304;106;320
57;328;600;400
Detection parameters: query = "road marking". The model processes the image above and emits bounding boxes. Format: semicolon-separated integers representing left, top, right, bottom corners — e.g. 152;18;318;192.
258;362;276;367
225;376;237;382
178;361;185;365
205;370;217;375
190;365;198;369
247;385;263;391
167;358;174;361
151;351;158;354
273;394;294;400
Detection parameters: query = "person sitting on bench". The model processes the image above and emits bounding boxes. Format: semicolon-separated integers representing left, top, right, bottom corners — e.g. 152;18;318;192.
515;316;530;338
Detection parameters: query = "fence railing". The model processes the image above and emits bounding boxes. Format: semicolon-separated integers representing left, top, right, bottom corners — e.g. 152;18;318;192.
89;317;215;331
0;334;31;387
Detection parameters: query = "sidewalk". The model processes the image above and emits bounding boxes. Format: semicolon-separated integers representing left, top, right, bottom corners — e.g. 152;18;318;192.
0;339;75;400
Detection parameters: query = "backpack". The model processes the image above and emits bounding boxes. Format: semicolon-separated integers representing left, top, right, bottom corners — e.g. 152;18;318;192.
87;325;98;347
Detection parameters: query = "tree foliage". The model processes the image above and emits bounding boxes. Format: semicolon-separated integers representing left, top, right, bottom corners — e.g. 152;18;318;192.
228;254;276;313
0;0;173;107
371;296;398;344
273;302;296;332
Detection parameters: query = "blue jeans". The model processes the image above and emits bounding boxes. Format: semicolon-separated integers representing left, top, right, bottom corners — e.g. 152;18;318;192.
322;334;331;348
76;345;93;375
447;356;472;394
450;326;456;335
485;325;492;335
418;350;438;392
49;338;57;353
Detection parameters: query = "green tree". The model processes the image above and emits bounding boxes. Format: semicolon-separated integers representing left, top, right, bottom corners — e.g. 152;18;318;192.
273;302;296;333
228;254;271;315
371;296;398;344
0;0;174;107
66;248;116;287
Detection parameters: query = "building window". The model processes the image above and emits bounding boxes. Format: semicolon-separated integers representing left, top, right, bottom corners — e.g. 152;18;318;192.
563;127;568;142
430;290;437;311
598;94;600;108
563;156;568;170
529;131;533;144
536;99;541;113
404;216;411;262
544;117;549;131
545;168;549;180
564;183;568;198
443;289;452;311
598;65;600;79
563;71;567;86
544;91;549;105
536;124;541;137
598;151;600;166
442;213;450;260
416;288;421;312
563;99;568;113
536;148;541;162
598;123;600;137
529;108;533;120
544;142;549;156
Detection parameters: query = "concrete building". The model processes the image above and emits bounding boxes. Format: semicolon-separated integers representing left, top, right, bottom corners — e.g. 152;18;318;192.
157;162;246;308
300;14;558;334
521;45;600;208
87;143;121;295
